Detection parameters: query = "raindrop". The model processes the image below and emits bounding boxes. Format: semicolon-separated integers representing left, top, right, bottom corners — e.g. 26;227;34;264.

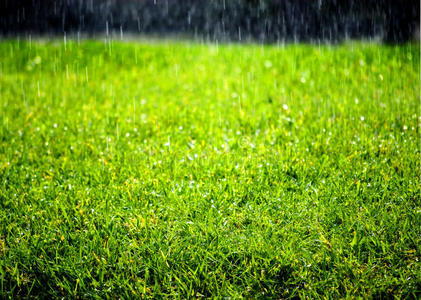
165;136;171;150
133;97;136;124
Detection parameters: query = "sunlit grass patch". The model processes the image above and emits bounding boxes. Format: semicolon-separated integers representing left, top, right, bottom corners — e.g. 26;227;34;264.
0;39;419;298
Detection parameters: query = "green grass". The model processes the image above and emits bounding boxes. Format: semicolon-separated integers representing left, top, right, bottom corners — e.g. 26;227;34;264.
0;39;420;298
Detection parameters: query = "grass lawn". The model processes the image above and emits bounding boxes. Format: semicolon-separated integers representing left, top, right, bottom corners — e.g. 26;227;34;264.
0;39;420;298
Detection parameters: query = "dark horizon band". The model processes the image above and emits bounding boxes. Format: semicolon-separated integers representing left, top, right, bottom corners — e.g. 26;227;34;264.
0;0;419;43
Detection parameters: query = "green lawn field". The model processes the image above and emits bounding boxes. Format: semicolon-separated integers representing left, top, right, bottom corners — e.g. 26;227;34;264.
0;39;420;298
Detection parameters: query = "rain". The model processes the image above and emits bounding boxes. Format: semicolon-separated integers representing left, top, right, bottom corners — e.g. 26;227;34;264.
0;1;418;43
0;0;419;299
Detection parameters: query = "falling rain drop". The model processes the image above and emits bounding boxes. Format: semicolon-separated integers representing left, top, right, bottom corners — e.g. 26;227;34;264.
133;97;136;124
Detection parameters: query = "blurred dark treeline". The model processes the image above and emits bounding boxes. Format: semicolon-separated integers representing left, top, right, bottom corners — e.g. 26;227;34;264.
0;0;419;43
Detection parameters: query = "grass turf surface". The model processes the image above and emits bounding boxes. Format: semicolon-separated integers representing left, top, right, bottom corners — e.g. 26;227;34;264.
0;40;420;298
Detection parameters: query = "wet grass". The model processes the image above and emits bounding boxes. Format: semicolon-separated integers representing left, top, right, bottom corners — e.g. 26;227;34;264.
0;39;420;298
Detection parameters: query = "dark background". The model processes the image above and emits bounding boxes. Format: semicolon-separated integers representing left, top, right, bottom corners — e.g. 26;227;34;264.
0;0;419;43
